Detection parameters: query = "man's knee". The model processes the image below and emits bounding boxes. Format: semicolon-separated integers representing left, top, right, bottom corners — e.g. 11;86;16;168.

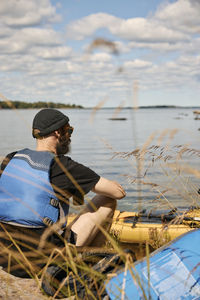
71;196;117;246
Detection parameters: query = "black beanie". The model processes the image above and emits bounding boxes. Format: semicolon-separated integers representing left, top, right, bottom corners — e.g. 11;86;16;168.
32;108;69;138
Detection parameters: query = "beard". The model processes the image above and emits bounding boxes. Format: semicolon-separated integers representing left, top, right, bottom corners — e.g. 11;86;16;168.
56;136;71;155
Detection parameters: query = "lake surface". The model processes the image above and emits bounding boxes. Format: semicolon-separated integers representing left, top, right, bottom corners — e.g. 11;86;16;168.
0;107;200;212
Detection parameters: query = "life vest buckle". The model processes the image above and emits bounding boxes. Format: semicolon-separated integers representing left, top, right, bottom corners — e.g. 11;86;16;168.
50;198;59;208
43;217;54;226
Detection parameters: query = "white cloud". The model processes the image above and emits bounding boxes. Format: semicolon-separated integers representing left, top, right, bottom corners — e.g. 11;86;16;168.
66;11;189;43
114;41;132;54
0;24;12;38
90;52;111;62
110;17;188;42
66;13;120;40
0;0;199;107
155;0;200;34
0;0;60;27
129;41;182;52
20;27;62;46
34;46;72;60
124;59;152;69
65;61;81;73
0;27;63;55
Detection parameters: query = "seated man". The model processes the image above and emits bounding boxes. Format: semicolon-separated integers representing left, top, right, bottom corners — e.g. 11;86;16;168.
0;108;126;276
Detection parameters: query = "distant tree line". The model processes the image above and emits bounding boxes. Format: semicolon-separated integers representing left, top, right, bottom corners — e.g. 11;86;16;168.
0;101;83;109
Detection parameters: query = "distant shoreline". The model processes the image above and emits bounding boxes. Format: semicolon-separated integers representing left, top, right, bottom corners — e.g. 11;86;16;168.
125;105;200;109
98;105;200;109
0;100;199;110
0;100;83;109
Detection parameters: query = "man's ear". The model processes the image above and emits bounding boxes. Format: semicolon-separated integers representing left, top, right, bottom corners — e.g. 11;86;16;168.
54;130;60;138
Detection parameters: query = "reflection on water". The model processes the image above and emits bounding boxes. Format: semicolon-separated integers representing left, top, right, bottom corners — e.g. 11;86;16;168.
0;108;200;212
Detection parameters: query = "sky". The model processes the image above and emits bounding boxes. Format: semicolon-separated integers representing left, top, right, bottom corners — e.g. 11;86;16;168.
0;0;200;108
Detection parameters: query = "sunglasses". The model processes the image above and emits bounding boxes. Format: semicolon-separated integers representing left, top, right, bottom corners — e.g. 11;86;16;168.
66;125;74;135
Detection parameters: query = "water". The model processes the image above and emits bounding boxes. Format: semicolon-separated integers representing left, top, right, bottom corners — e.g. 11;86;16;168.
0;108;200;212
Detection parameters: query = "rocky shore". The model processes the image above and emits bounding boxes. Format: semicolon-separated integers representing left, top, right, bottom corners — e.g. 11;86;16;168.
0;267;72;300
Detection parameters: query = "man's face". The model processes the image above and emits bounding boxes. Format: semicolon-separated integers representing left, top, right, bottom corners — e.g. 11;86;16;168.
56;124;74;155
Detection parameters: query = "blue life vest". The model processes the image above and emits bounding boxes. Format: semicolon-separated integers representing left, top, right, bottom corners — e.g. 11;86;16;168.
0;148;65;227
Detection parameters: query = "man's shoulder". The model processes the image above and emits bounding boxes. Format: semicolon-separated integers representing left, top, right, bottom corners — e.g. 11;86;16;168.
0;151;18;172
5;151;18;159
53;155;72;163
51;155;89;171
51;155;72;168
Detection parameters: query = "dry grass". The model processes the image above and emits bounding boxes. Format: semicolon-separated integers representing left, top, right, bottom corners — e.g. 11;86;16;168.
0;94;200;299
1;133;200;298
107;129;200;210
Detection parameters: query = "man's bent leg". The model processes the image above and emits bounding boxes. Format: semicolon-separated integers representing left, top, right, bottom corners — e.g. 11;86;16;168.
71;195;116;247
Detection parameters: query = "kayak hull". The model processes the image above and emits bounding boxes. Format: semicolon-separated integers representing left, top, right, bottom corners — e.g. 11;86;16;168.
110;218;192;244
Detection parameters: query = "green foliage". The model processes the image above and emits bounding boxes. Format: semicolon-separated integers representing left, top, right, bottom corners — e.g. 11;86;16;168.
0;100;83;109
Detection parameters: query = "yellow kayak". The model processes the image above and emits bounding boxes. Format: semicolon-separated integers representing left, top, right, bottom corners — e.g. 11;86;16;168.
68;207;200;250
110;210;200;246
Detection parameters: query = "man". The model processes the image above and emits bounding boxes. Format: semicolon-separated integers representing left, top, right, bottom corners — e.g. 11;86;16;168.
0;108;125;275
